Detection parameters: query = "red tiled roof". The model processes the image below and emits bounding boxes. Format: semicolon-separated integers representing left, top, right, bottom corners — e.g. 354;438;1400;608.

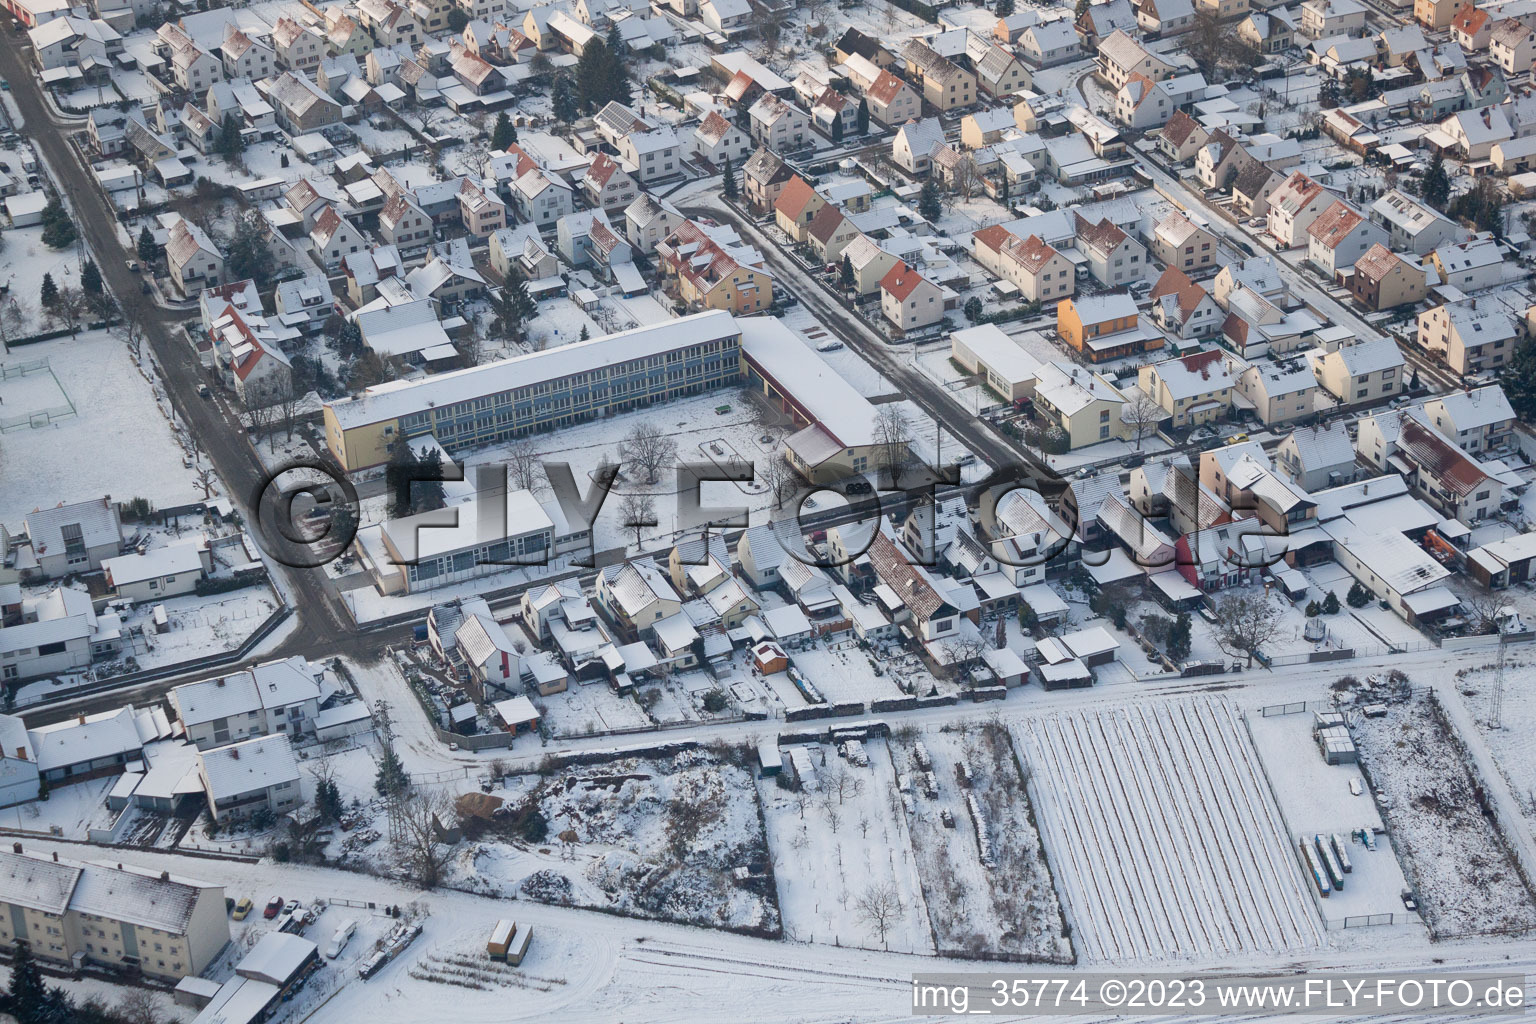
880;259;929;301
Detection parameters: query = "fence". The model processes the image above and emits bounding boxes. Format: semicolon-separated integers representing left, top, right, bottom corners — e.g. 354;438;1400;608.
1324;912;1400;930
1258;700;1315;717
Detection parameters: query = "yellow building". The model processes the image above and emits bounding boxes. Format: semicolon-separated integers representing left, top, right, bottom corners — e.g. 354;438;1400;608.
323;312;744;471
0;850;230;983
1031;361;1128;448
1057;292;1158;362
657;220;774;314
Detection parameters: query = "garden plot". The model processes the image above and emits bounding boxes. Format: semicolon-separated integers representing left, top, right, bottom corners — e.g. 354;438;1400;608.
1350;694;1536;938
757;740;932;953
0;330;203;524
1246;711;1415;925
1458;655;1536;826
1016;698;1324;963
778;641;912;706
464;749;780;936
898;724;1068;961
537;680;653;738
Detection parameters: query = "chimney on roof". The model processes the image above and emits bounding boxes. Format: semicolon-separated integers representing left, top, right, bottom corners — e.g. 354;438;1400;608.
161;871;170;881
231;748;240;759
77;713;85;725
15;748;24;761
51;852;57;862
12;843;20;854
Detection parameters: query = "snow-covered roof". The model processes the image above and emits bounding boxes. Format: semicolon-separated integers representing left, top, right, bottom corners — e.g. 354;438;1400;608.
72;859;216;934
103;539;204;587
198;734;301;801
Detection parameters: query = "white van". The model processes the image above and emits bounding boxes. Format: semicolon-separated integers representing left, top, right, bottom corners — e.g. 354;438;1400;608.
325;919;356;959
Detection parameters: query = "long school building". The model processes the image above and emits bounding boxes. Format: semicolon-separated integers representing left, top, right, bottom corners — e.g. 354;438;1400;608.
323;311;745;471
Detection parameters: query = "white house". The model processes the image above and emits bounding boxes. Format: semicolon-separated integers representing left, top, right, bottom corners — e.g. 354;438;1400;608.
197;734;303;822
170;656;327;749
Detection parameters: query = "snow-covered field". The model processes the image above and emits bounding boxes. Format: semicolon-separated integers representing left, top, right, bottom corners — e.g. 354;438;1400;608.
1351;693;1536;939
759;739;931;952
1016;699;1325;963
0;329;204;523
899;724;1068;961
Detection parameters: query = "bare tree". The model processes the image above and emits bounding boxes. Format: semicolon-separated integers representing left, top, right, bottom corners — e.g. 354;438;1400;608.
619;421;678;484
760;454;796;509
276;383;303;441
1213;593;1283;667
196;465;219;500
0;297;30;348
618;491;657;549
393;789;456;888
951;156;981;200
86;289;117;326
505;437;544;494
1460;591;1508;634
115;988;162;1024
941;634;987;687
48;287;87;337
819;792;842;833
462;141;494;179
1125;390;1166;450
114;292;149;361
753;6;788;57
872;405;913;486
458;327;484;368
827;763;866;805
855;882;904;949
245;400;277;449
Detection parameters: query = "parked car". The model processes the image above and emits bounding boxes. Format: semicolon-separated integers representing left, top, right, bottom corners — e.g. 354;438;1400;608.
264;897;285;919
233;897;254;920
325;920;356;959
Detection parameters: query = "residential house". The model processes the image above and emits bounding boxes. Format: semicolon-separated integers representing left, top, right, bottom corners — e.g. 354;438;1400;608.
1151;211;1221;275
266;71;343;133
1235;356;1320;425
1018;20;1082;68
511;168;573;230
1030;361;1128;446
1097;29;1173;89
748;93;811;154
0;851;229;982
892;117;945;174
309;206;367;270
1149;267;1221;338
805;205;862;264
691;112;751;168
1074;214;1149;287
1393;417;1504;523
742;147;794;212
1368;188;1468;255
1417;301;1517;375
623;192;685;251
972;226;1076;302
378;193;434;253
901;39;977;109
1238;11;1293;51
1308;336;1404;404
165;217;224;297
1428;236;1503;292
197;733;302;823
1276;422;1358;490
1159;109;1207;163
1138;349;1235;427
458;178;507;237
170;657;325;749
1422;384;1517;452
1490;18;1536;72
772;175;826;242
1137;0;1197;35
1058;291;1158;361
1266;171;1333;247
879;261;944;333
655;219;773;313
272;16;324;71
1307;201;1387;279
1350;244;1429;311
1301;0;1366;36
975;42;1031;96
840;235;900;296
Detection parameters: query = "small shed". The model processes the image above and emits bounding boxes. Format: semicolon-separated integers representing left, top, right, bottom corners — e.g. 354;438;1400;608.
448;702;478;735
981;646;1028;687
488;919;516;960
756;738;782;777
1036;658;1092;690
1061;625;1120;667
751;639;788;674
492;696;541;735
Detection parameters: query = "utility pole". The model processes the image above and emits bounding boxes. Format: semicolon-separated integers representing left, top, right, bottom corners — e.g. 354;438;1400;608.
1491;617;1507;730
